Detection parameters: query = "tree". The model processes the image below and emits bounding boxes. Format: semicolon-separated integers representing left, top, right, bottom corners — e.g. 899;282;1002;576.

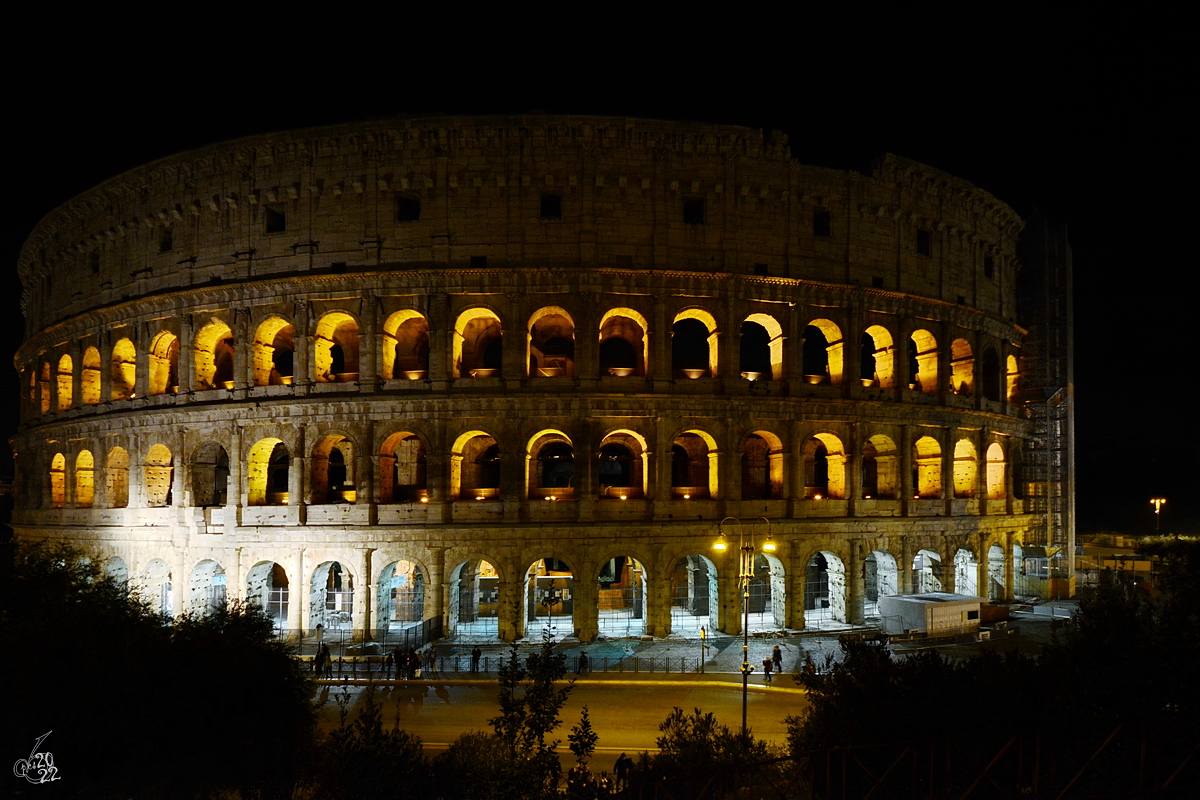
314;685;429;799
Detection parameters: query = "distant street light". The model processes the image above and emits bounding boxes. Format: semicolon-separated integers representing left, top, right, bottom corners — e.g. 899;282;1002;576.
1151;498;1167;533
713;516;775;739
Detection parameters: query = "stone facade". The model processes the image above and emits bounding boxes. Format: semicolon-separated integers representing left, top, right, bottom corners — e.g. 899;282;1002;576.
11;115;1039;642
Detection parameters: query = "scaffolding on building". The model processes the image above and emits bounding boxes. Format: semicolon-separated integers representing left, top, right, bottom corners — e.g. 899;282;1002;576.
1018;218;1075;597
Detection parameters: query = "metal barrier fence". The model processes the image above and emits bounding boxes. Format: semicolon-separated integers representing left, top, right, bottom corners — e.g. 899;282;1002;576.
281;618;443;656
301;652;708;678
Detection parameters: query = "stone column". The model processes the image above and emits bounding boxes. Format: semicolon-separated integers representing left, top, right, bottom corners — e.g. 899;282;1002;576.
429;547;447;632
943;427;957;516
845;423;860;517
359;296;378;388
976;429;989;514
296;548;310;635
650;295;670;384
574;291;598;388
356;548;374;636
178;316;195;395
900;536;913;594
426;293;449;388
575;422;596;521
899;423;914;516
848;540;865;624
294;301;311;388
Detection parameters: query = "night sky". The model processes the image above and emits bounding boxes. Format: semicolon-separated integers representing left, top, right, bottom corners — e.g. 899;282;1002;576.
5;15;1193;535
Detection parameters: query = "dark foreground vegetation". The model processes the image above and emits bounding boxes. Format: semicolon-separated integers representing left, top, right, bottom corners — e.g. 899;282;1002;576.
4;539;1197;798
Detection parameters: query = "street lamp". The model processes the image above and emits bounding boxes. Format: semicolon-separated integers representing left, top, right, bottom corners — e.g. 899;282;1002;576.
1150;498;1166;533
713;516;775;739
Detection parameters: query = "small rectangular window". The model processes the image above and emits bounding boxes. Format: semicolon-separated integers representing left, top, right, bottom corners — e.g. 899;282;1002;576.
753;263;769;276
396;196;421;222
683;198;705;225
984;256;995;278
916;230;932;256
470;256;488;268
540;194;562;219
159;227;173;253
967;610;980;620
813;209;831;237
265;205;287;234
871;276;884;288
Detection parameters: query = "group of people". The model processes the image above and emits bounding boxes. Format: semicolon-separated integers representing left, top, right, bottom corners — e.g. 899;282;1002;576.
760;645;785;682
389;645;433;679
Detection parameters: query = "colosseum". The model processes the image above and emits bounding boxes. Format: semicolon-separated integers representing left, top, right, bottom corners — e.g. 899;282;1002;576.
11;115;1047;644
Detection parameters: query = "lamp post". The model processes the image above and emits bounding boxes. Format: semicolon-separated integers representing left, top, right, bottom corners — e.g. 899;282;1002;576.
1150;498;1166;533
713;516;775;740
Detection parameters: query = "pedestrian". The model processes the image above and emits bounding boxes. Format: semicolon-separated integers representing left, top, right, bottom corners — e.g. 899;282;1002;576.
577;651;589;675
804;651;816;675
390;645;403;679
772;645;783;673
471;645;482;673
615;752;633;789
412;650;423;679
313;644;324;676
426;644;438;677
762;657;773;683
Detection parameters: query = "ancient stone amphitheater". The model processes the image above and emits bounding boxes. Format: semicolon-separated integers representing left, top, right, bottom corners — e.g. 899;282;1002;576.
11;115;1041;643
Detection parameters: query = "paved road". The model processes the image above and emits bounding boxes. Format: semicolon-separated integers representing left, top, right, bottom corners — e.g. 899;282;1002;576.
313;677;809;773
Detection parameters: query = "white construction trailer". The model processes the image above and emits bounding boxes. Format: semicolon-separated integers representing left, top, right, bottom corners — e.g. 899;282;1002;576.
877;592;984;636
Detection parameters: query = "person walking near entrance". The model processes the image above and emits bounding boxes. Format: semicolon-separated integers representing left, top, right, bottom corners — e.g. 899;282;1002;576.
577;651;589;676
772;645;783;674
762;657;774;683
425;645;438;677
471;645;482;673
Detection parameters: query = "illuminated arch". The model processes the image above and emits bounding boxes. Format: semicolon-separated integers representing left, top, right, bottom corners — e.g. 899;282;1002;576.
138;558;173;615
671;428;719;499
448;557;502;638
1006;354;1019;402
246;561;289;627
310;561;355;630
804;432;846;499
672;307;719;378
669;552;719;635
913;435;942;498
804;549;848;624
742;312;784;380
56;354;73;411
380;431;427;503
252;316;295;386
595;555;649;637
194;319;235;390
105;447;129;508
913;549;944;592
81;347;100;405
247;438;288;506
740;429;784;499
313;311;360;383
453;307;503;378
909;329;938;394
147;331;179;395
597;428;649;499
953;438;978;498
950;338;974;395
954;548;980;596
803;318;844;384
382;310;429;380
527;306;576;377
111;338;136;399
377;559;427;634
49;453;65;509
144;444;174;507
862;325;895;388
986;442;1006;499
189;559;227;615
861;434;898;499
74;450;94;508
526;429;574;499
311;434;357;504
450;430;501;500
191;441;230;507
598;307;648;377
863;550;899;616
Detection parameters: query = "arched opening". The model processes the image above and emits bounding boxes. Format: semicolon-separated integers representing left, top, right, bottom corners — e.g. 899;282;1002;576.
106;557;129;592
742;313;784;380
598;307;648;377
247;438;288;506
311;435;356;504
524;558;574;640
747;553;787;632
310;561;354;631
950;338;974;395
138;559;172;616
452;432;501;500
382;310;430;380
189;559;227;615
314;312;360;383
449;559;501;639
377;560;426;640
252;317;295;386
804;551;847;626
803;319;844;384
49;453;65;509
909;329;938;394
672;309;718;378
863;550;899;617
987;544;1006;601
81;347;101;405
913;549;944;592
670;554;718;635
1006;355;1019;402
528;432;574;500
953;439;978;498
671;430;717;499
74;450;94;508
147;331;179;395
913;436;942;498
596;556;648;637
861;435;898;499
861;325;895;388
145;444;174;507
111;338;136;399
453;308;503;378
191;442;229;507
981;346;1002;401
380;432;427;503
597;430;647;499
105;447;129;508
195;320;235;390
528;307;576;377
986;443;1006;499
955;548;980;597
247;561;289;631
740;431;783;499
804;433;846;499
56;354;73;411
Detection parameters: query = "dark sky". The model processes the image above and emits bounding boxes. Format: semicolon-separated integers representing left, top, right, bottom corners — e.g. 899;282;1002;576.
5;15;1193;534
